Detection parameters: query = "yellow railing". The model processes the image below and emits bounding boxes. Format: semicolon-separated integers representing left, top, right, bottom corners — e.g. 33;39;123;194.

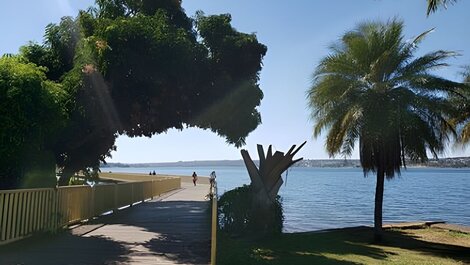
0;177;181;245
210;180;218;265
0;188;57;244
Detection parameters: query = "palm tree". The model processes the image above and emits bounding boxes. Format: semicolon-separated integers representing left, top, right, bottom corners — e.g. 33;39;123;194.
427;0;457;15
308;19;465;241
451;71;470;143
461;73;470;142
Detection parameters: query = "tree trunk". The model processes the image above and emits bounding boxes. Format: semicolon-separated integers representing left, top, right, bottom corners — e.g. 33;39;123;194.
374;167;385;242
252;192;272;236
241;143;305;236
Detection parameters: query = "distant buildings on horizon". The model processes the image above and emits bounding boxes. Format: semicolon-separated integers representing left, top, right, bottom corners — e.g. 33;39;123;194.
102;157;470;168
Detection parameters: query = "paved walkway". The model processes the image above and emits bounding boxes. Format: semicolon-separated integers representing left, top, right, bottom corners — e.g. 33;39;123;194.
0;182;212;265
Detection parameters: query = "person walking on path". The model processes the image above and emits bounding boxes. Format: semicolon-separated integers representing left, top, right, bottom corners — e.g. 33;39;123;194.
209;171;216;186
192;171;198;186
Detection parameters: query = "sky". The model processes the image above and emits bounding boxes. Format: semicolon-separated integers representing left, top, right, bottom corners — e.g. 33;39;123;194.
1;0;470;163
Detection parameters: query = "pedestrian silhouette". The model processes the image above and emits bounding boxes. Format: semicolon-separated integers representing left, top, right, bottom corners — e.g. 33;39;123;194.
192;172;198;186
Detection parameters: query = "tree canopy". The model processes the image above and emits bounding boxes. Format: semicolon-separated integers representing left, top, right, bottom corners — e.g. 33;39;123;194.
0;57;66;188
2;0;267;188
77;4;266;144
20;16;80;82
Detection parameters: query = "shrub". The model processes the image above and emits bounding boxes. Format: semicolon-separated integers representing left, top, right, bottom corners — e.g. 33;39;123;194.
218;185;283;237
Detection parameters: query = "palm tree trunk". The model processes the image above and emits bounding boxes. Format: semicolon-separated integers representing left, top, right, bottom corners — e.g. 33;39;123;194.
374;167;385;242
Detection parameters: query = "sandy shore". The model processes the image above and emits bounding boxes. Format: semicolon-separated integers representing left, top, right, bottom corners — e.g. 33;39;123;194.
99;171;210;184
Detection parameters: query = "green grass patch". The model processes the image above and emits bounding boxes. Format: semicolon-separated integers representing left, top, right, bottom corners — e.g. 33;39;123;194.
448;230;470;239
217;227;470;265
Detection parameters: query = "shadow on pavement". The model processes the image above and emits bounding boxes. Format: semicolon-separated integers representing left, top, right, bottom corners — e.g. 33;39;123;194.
0;199;211;265
104;200;211;264
0;231;129;265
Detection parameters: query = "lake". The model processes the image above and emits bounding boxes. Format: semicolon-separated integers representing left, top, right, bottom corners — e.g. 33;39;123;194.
104;166;470;232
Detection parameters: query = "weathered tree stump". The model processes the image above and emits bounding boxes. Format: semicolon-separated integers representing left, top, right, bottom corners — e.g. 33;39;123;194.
240;141;306;235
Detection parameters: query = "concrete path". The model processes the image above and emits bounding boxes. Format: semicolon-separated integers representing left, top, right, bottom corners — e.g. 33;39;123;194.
0;182;212;265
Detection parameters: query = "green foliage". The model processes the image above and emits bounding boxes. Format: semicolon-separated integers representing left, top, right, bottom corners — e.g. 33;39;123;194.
83;166;100;181
0;57;66;189
218;185;253;234
307;18;467;239
193;13;265;146
20;151;58;189
3;0;266;187
20;16;80;81
68;167;100;185
450;69;470;143
217;227;470;265
94;0;192;30
52;66;117;185
69;177;86;186
427;0;457;15
197;13;266;79
308;19;464;177
218;185;283;237
17;17;101;185
78;3;266;147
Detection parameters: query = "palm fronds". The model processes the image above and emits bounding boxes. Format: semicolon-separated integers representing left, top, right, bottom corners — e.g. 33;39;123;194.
427;0;457;16
308;19;461;178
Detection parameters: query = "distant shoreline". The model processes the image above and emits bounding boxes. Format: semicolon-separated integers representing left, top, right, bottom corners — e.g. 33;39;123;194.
102;157;470;168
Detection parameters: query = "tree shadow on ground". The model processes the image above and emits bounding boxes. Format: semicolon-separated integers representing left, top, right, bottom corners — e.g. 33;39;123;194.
217;226;470;265
378;228;470;262
0;231;129;265
141;201;211;264
90;200;211;265
217;227;388;265
0;199;211;265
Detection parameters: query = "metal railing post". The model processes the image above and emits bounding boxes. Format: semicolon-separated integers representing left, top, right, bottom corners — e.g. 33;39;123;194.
210;180;218;265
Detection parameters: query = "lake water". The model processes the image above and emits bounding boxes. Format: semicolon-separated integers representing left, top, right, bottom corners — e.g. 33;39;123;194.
104;166;470;232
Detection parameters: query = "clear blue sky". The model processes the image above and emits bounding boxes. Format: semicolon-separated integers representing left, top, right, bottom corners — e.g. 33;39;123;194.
1;1;469;162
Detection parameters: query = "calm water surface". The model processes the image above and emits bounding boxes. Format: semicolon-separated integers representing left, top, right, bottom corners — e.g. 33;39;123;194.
105;166;470;232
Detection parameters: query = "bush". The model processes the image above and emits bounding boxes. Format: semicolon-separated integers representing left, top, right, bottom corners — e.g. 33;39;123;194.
218;185;283;237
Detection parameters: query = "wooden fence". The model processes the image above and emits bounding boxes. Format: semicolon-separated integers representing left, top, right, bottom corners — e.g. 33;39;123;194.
0;177;180;245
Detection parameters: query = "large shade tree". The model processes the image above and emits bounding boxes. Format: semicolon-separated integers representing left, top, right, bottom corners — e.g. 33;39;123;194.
77;1;265;143
10;0;267;186
0;57;67;189
308;19;466;240
19;16;111;185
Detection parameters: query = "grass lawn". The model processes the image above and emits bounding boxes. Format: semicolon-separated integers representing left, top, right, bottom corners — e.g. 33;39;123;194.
217;227;470;265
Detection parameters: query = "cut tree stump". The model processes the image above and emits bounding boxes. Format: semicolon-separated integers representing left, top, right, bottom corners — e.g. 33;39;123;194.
240;142;306;235
241;141;306;202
